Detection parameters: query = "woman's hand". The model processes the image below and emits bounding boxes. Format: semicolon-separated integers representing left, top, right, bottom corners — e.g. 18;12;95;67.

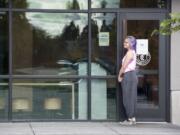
118;76;123;82
118;68;124;82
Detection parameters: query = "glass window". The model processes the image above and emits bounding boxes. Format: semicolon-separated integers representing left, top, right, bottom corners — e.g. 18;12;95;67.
91;0;119;8
12;12;88;76
91;0;167;9
91;79;116;120
0;80;8;120
0;12;8;75
0;0;8;8
12;79;88;120
91;13;117;76
12;0;88;10
121;0;167;8
127;20;159;109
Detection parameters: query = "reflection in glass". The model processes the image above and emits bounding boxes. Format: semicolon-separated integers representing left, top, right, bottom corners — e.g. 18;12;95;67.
12;12;88;75
91;79;116;120
91;0;167;8
0;80;8;120
120;0;167;8
0;0;8;8
12;0;87;9
91;13;117;75
91;0;119;8
12;79;88;120
127;20;159;108
0;12;8;75
137;75;159;108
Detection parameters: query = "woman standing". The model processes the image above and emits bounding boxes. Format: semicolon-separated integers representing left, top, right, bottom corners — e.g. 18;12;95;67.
118;36;138;125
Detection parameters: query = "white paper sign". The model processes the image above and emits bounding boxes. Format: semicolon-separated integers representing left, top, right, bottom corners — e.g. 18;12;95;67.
136;39;148;55
98;32;109;46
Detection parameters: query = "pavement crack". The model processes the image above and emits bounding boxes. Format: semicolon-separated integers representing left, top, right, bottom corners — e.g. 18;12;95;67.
29;123;36;135
103;123;121;135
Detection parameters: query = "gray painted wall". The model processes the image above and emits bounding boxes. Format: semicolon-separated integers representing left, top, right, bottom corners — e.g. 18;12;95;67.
171;0;180;125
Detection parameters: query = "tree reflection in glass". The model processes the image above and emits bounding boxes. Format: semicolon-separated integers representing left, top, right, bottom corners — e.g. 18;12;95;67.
91;13;117;75
91;0;119;8
0;0;8;8
12;0;87;9
12;13;88;75
0;12;8;75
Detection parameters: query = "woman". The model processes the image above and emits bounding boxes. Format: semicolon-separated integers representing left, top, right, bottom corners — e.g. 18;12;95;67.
118;36;138;125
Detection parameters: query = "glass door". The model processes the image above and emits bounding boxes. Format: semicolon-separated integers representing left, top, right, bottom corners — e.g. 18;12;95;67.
119;13;167;121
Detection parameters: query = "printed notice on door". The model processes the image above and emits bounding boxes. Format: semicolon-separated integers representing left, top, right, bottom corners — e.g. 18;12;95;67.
136;39;148;55
98;32;109;46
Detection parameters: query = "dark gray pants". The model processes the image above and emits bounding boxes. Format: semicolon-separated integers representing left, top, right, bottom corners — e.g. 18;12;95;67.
121;71;138;119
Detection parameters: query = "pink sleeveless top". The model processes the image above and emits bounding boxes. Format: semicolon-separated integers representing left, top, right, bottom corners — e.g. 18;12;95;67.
122;50;136;73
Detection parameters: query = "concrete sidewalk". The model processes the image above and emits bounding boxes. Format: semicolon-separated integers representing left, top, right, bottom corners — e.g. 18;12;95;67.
0;122;180;135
